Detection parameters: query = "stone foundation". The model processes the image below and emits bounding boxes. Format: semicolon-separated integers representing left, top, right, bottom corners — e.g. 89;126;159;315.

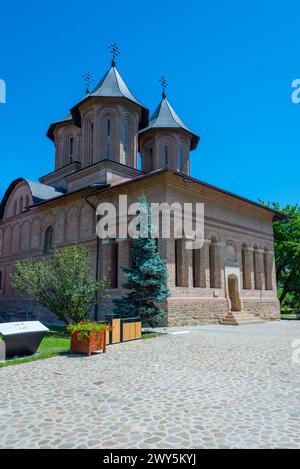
242;299;281;320
167;298;229;326
166;297;281;326
0;295;281;327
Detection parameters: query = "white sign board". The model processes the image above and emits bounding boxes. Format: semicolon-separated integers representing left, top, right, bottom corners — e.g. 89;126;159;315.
0;321;49;336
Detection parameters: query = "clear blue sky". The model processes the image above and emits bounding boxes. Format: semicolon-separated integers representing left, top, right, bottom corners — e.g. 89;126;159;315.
0;0;299;206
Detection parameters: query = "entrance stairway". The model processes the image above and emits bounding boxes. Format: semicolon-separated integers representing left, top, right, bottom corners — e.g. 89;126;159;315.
221;311;265;326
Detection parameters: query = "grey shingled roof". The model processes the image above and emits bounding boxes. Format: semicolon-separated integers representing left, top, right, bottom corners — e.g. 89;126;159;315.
71;65;149;129
140;97;200;150
0;178;64;218
25;180;64;203
90;66;142;105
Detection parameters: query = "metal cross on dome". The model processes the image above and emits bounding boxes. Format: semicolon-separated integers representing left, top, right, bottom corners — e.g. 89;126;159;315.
109;42;120;66
159;76;168;98
82;71;94;96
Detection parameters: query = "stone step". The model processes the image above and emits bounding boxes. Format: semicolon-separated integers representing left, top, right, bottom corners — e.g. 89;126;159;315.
222;314;264;319
224;316;262;322
221;311;265;326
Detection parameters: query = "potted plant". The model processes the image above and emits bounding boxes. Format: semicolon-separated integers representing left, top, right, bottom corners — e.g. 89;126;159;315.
67;321;111;356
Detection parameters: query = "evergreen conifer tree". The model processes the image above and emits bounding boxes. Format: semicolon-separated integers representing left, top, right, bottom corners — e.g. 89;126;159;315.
114;195;170;326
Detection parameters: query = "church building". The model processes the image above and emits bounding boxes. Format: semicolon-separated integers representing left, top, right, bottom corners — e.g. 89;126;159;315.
0;47;284;325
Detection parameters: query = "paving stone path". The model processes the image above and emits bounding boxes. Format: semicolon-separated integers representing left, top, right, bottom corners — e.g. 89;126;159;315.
0;321;300;449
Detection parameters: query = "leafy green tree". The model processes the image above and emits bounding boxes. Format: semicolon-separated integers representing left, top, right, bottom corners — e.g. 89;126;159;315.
11;245;108;324
262;202;300;306
114;196;170;326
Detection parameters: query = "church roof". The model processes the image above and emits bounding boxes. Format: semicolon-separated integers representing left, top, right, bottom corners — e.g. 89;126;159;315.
25;180;64;202
71;65;149;129
91;66;141;103
139;97;200;150
29;168;287;222
0;178;64;219
46;113;73;142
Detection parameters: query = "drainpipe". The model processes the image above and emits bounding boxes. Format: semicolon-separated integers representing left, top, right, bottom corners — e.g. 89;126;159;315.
84;191;101;322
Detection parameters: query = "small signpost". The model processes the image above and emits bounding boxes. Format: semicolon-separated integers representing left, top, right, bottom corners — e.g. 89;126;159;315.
0;322;49;359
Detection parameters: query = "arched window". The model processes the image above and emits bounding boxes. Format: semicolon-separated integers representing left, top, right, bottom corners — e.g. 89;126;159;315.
253;245;262;290
263;248;272;290
19;197;24;214
242;243;251;289
106;117;111;137
178;146;184;172
25;195;30;209
88;122;94;164
164;145;169;167
69;136;74;163
106;117;111;159
44;226;53;255
209;237;221;288
123;121;129;163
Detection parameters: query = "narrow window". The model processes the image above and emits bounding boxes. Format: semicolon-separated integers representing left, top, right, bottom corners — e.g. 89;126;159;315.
105;117;111;159
13;200;17;216
178;147;184;172
69;137;74;163
19;197;24;213
0;271;2;290
25;195;30;209
164;146;169;167
88;122;94;164
44;227;53;255
123;121;129;162
106;117;111;137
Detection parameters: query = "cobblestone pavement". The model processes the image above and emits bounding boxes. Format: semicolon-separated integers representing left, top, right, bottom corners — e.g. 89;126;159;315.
0;321;300;449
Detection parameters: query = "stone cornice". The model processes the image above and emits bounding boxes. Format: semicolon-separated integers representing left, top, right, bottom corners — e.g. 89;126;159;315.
40;161;82;184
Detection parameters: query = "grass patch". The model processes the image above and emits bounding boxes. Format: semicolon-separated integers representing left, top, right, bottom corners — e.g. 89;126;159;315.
141;332;160;340
281;313;299;320
0;327;159;367
0;327;70;368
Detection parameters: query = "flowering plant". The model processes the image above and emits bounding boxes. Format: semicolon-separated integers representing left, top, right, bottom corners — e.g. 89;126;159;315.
67;321;111;340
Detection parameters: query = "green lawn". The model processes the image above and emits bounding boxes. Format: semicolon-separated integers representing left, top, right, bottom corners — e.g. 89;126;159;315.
0;327;70;368
281;313;299;320
0;327;158;368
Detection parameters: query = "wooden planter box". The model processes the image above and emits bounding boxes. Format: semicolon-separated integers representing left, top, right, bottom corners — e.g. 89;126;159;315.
70;330;106;356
